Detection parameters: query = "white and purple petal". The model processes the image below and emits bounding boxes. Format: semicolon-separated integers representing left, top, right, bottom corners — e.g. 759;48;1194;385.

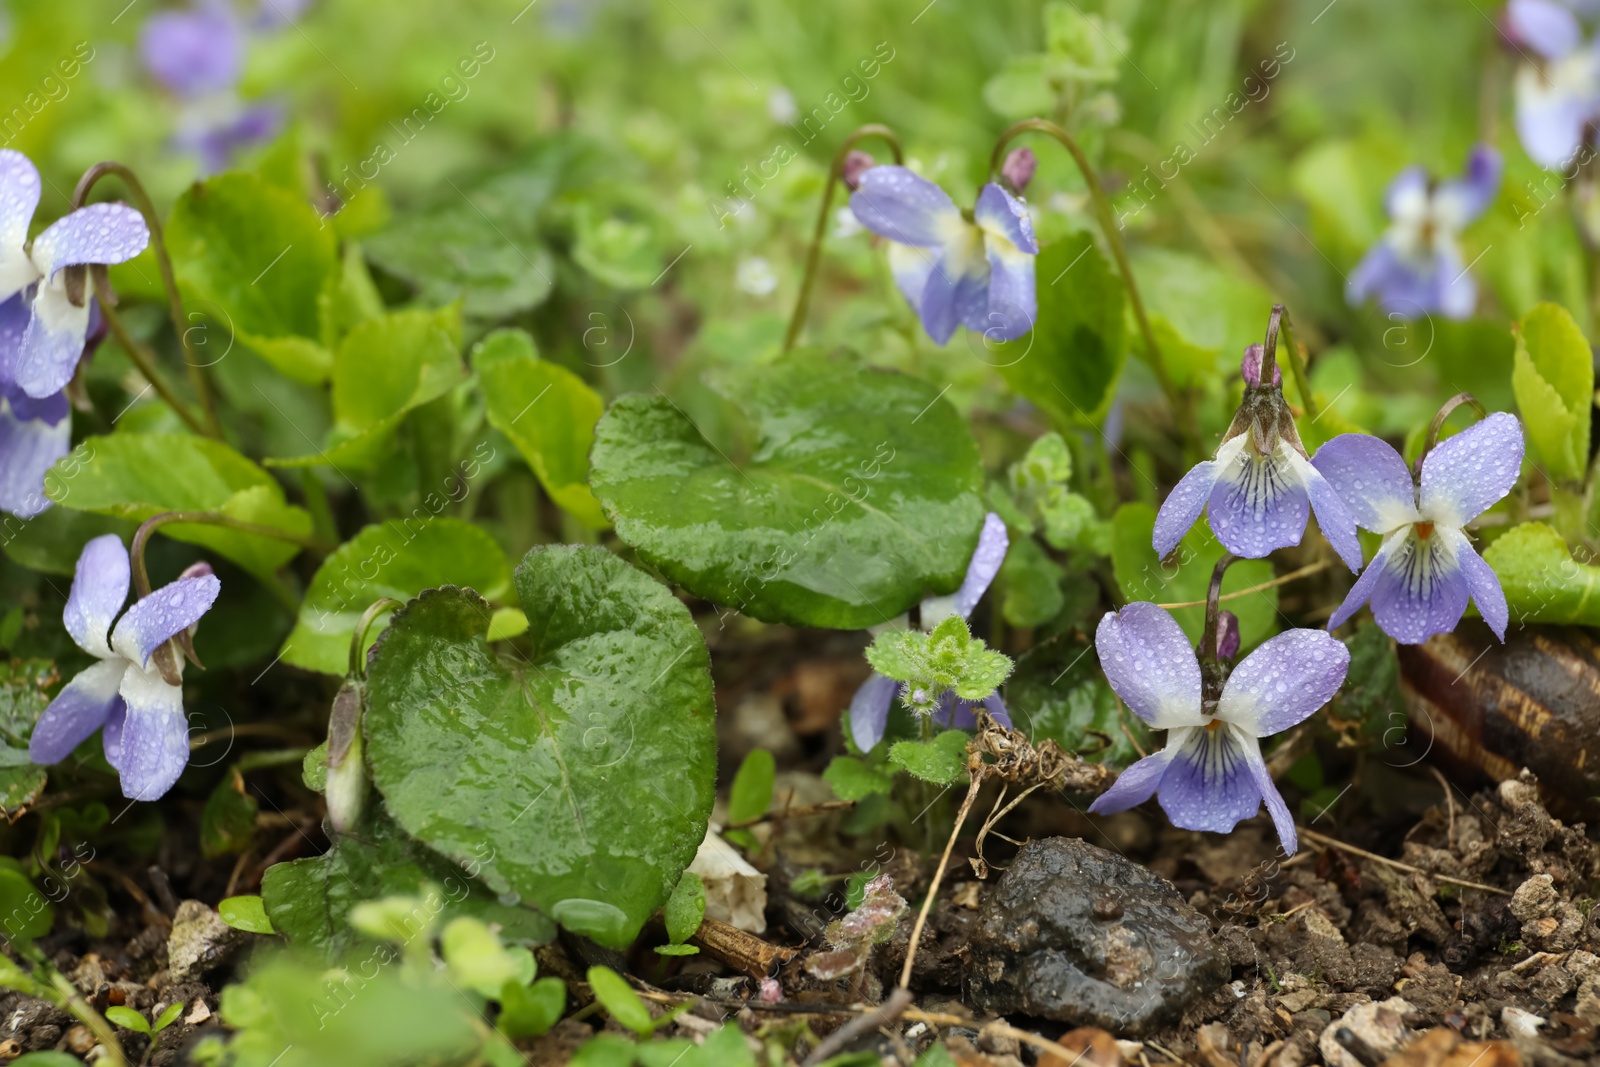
1094;602;1205;730
1514;51;1600;170
15;281;91;399
923;512;1008;625
115;666;191;801
1311;432;1418;534
849;166;961;247
972;183;1038;255
28;659;127;765
1207;440;1311;559
1289;451;1364;572
886;242;937;318
932;227;992;340
848;672;898;752
1157;724;1263;834
1086;746;1173;815
0;150;40;302
1240;741;1298;855
109;573;221;669
1328;537;1396;632
1507;0;1584;59
981;237;1037;342
1443;527;1510;640
1153;451;1227;559
1367;529;1472;644
1418;412;1525;528
1430;241;1478;321
1384;166;1430;221
1216;628;1351;737
0;392;70;518
1434;145;1503;226
64;534;130;659
29;203;149;277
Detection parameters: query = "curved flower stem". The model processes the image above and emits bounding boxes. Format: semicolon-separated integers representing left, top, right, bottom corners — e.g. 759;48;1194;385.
1264;303;1318;421
130;510;335;598
1198;553;1238;715
782;124;905;353
351;597;403;677
1415;392;1487;479
90;275;210;437
988;119;1192;441
73;162;223;439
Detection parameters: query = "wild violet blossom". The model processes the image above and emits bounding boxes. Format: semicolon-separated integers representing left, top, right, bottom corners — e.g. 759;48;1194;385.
0;295;69;518
849;512;1012;751
849;166;1038;345
1346;145;1501;321
1153;345;1362;571
140;0;284;173
0;151;148;401
1505;0;1600;169
1088;602;1350;855
1316;413;1524;644
30;535;220;801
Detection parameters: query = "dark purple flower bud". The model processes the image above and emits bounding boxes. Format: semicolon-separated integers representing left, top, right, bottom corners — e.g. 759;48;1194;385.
1241;343;1281;389
841;150;875;192
1215;610;1240;661
179;560;216;581
1001;147;1037;195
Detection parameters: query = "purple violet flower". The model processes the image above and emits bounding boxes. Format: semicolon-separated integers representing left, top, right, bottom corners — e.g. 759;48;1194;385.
0;151;149;401
1505;0;1600;169
849;166;1038;345
139;0;246;98
1315;413;1524;644
1346;145;1501;321
1153;345;1362;571
848;512;1013;751
0;294;69;517
30;536;221;801
1088;602;1351;856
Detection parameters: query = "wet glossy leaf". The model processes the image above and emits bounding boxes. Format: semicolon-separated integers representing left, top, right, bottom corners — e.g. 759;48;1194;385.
167;172;338;383
1512;302;1592;482
473;328;607;527
888;730;970;785
1483;521;1600;625
281;518;513;675
217;895;276;935
590;350;986;629
364;546;716;949
43;434;312;578
662;871;705;945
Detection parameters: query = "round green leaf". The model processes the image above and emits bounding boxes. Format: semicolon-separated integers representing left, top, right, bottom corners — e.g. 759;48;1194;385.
589;351;985;629
218;894;276;935
281;518;513;675
364;546;716;949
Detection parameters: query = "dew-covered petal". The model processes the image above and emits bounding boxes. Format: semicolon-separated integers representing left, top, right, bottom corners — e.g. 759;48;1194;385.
848;672;898;752
849;166;961;247
887;236;938;312
973;183;1038;255
981;237;1037;342
1289;452;1364;572
1514;53;1600;170
0;394;70;518
949;512;1008;621
1158;724;1263;834
1086;746;1173;815
1241;740;1298;855
110;574;220;669
1094;603;1205;730
1311;432;1418;534
115;665;190;801
1207;440;1311;559
1444;528;1510;641
0;151;40;302
1419;412;1525;528
102;700;126;770
27;658;127;765
15;280;91;398
64;533;130;659
139;0;245;97
1434;145;1503;226
1153;457;1222;558
920;228;990;344
1216;628;1351;737
1328;537;1394;632
1507;0;1584;59
30;203;150;276
1368;529;1472;644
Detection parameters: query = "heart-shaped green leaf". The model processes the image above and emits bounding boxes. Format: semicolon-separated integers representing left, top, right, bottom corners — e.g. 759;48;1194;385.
43;434;312;577
589;351;985;629
364;545;716;949
282;518;513;675
1483;521;1600;624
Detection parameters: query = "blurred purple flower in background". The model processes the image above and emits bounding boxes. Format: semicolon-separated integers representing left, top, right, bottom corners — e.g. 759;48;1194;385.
1346;145;1501;320
1504;0;1600;168
139;0;289;173
849;166;1038;345
849;513;1013;751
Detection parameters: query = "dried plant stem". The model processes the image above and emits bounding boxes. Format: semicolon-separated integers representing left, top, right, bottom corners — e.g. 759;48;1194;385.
897;773;981;989
1297;826;1509;894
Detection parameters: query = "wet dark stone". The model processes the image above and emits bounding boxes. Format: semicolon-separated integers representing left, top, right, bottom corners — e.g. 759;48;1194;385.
966;837;1228;1036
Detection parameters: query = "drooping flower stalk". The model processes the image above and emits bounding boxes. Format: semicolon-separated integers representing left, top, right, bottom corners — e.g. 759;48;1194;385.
782;124;905;352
